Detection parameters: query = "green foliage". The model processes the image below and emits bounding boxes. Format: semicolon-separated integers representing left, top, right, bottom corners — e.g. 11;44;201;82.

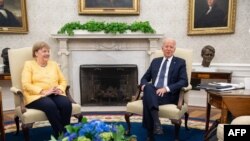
57;21;83;36
129;21;155;33
81;116;88;123
84;21;105;32
58;20;155;35
49;135;57;141
104;22;129;34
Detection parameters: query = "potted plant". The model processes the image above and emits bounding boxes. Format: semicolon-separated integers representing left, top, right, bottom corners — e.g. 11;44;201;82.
50;117;137;141
57;20;155;36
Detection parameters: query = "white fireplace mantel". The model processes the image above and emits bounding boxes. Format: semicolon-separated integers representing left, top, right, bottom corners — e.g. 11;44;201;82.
51;33;164;103
51;33;164;80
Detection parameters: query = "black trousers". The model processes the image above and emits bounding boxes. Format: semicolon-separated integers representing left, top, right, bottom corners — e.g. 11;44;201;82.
142;84;173;131
26;95;72;137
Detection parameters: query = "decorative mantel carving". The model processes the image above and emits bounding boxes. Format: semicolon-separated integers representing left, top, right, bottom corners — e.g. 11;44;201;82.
51;33;164;81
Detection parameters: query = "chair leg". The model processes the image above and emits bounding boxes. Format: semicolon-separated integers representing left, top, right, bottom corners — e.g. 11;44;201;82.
204;119;220;141
22;123;33;141
184;112;189;130
14;116;20;135
74;113;83;122
171;119;181;141
124;112;134;135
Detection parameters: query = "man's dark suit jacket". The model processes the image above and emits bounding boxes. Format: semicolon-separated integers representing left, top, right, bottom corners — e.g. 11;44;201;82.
0;9;21;27
195;5;227;28
140;56;188;104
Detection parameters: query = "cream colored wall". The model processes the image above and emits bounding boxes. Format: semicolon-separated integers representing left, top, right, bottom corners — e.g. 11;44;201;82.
0;0;249;64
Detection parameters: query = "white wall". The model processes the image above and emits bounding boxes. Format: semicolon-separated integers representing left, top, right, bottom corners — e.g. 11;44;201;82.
0;0;250;110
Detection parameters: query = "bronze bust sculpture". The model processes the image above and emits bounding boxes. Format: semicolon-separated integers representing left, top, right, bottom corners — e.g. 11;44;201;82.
201;45;215;67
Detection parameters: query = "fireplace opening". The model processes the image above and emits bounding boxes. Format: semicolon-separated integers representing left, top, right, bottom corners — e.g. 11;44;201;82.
80;64;138;106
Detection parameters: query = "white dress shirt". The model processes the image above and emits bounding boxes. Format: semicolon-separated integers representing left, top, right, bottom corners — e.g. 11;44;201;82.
154;56;173;92
206;6;212;15
0;9;7;18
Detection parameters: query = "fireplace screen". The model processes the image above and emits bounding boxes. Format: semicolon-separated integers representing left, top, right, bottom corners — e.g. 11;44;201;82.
80;64;138;106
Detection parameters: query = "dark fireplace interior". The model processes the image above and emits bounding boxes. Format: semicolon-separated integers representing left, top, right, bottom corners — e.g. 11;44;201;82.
80;64;138;106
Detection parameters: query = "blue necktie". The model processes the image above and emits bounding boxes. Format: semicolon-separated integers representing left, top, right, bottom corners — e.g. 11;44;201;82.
156;59;168;88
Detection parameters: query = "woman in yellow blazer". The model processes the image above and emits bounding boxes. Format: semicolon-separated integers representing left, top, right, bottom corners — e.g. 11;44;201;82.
21;41;72;138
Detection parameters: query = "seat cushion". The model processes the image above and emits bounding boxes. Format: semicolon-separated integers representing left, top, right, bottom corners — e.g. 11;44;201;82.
15;107;47;124
16;103;82;124
126;100;188;120
216;124;224;141
72;103;82;115
231;116;250;124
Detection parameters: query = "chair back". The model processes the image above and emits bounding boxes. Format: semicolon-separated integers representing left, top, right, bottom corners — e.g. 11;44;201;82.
8;47;33;106
150;48;193;84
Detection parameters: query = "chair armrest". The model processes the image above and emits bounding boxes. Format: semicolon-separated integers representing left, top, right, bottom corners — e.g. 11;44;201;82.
10;87;22;94
177;84;192;110
181;84;192;92
10;87;27;113
231;116;250;125
65;85;77;104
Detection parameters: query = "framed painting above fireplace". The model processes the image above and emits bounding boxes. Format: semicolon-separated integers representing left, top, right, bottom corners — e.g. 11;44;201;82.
78;0;140;15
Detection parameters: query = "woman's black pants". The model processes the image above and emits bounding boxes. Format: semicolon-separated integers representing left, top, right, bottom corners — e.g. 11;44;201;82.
26;95;72;137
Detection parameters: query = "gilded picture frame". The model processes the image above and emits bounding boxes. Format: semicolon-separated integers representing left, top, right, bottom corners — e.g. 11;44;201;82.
188;0;236;35
0;0;28;33
78;0;140;15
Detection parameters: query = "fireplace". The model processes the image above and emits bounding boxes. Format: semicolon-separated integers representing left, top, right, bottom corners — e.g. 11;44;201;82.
51;33;163;105
80;64;138;106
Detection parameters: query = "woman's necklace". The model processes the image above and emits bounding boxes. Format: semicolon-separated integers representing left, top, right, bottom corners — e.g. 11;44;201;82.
36;60;47;67
40;63;47;67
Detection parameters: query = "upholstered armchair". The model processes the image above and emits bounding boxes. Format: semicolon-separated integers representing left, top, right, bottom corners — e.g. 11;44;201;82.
125;48;193;141
8;47;83;141
217;116;250;141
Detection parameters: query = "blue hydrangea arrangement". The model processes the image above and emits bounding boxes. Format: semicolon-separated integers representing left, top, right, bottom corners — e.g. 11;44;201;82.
50;117;137;141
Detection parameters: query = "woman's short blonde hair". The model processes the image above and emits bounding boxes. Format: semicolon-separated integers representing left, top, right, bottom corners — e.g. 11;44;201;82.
32;41;50;57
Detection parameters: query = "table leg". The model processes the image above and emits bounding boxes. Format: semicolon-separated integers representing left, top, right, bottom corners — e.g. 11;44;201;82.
205;99;211;131
221;103;228;123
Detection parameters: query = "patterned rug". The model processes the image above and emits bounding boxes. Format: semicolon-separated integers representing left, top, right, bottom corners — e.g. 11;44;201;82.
4;113;207;133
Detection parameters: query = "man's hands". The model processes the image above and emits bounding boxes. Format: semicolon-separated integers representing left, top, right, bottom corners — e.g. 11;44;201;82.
141;85;167;97
156;87;167;97
40;87;63;96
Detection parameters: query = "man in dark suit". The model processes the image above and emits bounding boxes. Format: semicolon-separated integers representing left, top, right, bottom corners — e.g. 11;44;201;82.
140;38;188;141
0;0;21;27
195;0;227;28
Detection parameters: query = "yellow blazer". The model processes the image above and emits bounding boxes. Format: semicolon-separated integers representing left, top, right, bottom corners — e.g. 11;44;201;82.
21;60;67;105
